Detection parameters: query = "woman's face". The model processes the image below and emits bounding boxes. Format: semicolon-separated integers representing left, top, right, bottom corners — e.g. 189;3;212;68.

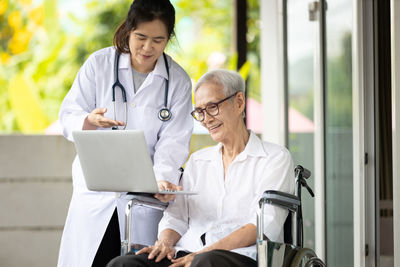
128;19;169;73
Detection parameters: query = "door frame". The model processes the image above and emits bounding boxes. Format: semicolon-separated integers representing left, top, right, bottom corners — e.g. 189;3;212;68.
391;1;400;266
353;0;380;266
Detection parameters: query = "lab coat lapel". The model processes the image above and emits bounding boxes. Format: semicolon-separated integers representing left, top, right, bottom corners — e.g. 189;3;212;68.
118;53;135;99
137;54;169;94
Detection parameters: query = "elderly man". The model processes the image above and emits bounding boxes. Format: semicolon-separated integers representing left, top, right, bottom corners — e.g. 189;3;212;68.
107;69;294;267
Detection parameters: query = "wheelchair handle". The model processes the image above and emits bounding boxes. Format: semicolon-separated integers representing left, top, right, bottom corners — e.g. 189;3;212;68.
295;165;311;179
295;165;314;199
300;179;315;198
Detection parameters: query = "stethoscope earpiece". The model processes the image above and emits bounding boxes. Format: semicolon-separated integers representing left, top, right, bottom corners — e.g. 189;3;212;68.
158;108;172;121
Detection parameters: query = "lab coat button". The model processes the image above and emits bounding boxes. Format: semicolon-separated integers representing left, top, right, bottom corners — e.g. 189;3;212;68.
130;102;136;108
115;193;121;198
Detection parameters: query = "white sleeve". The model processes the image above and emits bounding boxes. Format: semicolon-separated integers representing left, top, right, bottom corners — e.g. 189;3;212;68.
158;157;193;237
152;72;193;184
59;55;97;141
247;148;295;242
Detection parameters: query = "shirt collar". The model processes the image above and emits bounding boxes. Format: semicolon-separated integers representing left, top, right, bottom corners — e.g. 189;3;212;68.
235;131;267;161
119;52;169;80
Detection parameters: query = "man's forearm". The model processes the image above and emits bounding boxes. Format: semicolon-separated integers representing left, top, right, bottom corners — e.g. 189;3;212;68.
158;228;182;246
199;223;256;253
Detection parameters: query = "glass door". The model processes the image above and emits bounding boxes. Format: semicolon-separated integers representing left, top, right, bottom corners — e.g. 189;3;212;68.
286;0;316;251
324;1;354;265
286;0;354;265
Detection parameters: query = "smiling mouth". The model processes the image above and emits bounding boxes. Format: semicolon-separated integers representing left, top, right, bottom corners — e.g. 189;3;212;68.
209;124;222;131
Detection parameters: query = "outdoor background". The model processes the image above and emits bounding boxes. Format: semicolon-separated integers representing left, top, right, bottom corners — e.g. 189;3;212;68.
0;0;261;134
0;1;363;266
0;2;262;265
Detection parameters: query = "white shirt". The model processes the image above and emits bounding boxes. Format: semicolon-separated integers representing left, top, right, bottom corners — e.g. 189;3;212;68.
57;47;193;267
158;132;295;261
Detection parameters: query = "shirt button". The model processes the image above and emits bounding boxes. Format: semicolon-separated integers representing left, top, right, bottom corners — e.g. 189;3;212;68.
130;102;136;108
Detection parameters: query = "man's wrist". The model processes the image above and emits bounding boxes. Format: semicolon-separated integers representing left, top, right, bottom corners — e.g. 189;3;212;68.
157;238;175;247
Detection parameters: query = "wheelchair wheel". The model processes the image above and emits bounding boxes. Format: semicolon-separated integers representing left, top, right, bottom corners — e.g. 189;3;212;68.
289;248;325;267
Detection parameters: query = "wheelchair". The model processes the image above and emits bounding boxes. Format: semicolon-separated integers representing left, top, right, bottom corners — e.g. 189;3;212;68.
257;165;326;267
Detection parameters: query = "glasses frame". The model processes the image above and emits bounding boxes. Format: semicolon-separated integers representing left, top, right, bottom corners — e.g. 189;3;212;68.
191;92;238;122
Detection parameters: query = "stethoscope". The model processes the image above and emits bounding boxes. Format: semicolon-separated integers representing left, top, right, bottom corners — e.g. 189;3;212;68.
112;51;172;130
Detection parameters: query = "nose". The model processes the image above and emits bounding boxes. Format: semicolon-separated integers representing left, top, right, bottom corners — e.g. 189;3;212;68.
202;111;214;125
143;40;153;51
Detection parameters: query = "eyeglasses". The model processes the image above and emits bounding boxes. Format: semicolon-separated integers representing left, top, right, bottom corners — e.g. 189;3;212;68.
191;92;237;122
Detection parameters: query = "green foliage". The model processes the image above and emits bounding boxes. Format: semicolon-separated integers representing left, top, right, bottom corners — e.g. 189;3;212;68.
326;32;352;127
246;0;260;101
0;0;262;133
289;31;353;127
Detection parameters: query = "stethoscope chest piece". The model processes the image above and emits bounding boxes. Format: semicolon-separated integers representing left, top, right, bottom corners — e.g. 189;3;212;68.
158;108;172;121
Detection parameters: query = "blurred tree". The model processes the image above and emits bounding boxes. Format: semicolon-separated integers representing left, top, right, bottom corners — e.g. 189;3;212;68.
288;31;352;127
326;31;352;127
0;0;261;133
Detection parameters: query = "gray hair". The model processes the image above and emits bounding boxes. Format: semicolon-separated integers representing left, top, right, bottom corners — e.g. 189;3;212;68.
194;69;246;97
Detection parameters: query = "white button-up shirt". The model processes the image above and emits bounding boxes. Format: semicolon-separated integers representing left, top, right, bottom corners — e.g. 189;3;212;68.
159;132;295;260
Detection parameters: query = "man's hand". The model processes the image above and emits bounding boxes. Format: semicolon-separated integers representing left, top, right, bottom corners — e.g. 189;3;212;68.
169;252;198;267
154;180;182;202
84;108;125;129
136;239;176;262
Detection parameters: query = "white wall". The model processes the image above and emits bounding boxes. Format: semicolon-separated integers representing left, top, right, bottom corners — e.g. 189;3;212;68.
0;135;75;267
260;0;286;146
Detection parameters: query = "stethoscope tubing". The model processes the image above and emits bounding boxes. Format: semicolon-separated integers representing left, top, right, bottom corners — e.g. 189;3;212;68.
112;51;171;130
112;52;127;130
162;53;169;114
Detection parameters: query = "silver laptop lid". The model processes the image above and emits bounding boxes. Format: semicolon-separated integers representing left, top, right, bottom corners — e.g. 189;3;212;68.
72;130;160;193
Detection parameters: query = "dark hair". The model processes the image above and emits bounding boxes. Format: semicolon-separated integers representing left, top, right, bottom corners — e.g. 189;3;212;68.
113;0;175;54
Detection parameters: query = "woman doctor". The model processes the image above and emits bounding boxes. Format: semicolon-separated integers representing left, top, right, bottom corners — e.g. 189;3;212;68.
57;0;193;266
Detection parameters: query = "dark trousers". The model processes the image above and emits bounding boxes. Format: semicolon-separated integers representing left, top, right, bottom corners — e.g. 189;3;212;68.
106;249;257;267
92;208;121;267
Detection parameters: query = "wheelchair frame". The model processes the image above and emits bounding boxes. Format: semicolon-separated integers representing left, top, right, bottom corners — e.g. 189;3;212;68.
257;165;326;266
121;193;168;255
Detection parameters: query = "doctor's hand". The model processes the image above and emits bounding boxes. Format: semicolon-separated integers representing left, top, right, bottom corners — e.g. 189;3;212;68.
84;108;125;129
154;180;182;202
136;239;176;262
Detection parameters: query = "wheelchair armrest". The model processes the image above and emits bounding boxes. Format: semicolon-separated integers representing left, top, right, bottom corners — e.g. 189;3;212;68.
259;190;300;213
126;192;168;211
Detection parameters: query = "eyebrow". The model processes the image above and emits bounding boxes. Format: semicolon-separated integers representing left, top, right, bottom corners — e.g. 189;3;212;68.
134;33;166;40
194;100;218;109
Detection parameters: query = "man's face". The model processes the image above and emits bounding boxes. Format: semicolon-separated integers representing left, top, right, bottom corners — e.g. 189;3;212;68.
194;82;240;143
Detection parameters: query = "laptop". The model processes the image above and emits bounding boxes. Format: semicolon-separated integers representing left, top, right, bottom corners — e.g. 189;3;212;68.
72;130;196;195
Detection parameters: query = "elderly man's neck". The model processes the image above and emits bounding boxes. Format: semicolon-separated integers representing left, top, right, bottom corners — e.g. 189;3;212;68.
221;127;250;171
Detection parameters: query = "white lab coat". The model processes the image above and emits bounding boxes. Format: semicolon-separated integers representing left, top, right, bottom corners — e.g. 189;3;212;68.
57;47;193;267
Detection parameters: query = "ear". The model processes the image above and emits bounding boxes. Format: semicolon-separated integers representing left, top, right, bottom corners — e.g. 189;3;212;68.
235;92;246;114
